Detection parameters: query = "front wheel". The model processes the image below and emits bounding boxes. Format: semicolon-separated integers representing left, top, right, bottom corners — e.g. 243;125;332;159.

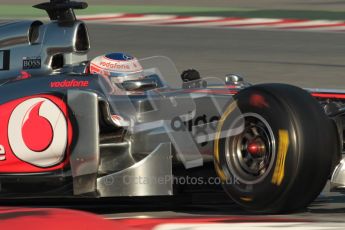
214;83;338;213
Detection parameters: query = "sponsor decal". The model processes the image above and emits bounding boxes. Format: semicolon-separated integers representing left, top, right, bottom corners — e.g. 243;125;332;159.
214;101;238;182
8;98;67;167
23;56;41;69
100;61;131;71
97;57;143;72
271;130;289;186
0;50;10;71
50;79;89;88
0;95;72;172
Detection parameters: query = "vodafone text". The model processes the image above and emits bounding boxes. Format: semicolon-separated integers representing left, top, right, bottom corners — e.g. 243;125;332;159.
50;79;89;88
100;61;131;71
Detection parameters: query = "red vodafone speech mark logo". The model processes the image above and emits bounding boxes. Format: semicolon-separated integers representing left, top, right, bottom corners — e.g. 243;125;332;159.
22;101;53;152
8;97;68;168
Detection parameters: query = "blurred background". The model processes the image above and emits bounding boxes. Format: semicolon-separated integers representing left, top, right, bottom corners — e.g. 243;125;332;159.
1;1;345;89
2;0;345;10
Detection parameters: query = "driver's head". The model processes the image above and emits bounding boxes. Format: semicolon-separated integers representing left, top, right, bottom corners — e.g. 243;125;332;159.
90;53;144;87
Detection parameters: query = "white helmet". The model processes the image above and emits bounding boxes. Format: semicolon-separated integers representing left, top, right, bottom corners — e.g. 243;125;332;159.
90;52;144;90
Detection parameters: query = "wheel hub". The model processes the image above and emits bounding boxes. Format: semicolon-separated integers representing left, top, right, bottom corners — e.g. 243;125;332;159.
225;113;276;184
247;139;266;156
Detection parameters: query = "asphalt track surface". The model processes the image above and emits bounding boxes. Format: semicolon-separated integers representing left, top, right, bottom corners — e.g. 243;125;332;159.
88;24;345;89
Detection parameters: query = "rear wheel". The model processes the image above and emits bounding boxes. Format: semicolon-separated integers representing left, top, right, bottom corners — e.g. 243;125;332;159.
214;83;338;213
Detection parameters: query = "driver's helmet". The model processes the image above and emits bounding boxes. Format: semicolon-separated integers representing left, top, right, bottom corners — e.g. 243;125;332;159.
90;52;144;88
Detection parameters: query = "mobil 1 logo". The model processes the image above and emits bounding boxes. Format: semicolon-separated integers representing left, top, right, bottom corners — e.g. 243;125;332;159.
0;50;10;71
23;56;41;69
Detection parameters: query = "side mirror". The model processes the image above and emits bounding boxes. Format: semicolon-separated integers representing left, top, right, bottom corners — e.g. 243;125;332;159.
225;74;251;88
122;79;158;91
225;74;244;84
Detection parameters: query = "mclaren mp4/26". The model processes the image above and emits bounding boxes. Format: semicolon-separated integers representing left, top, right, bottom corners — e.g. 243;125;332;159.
0;0;343;213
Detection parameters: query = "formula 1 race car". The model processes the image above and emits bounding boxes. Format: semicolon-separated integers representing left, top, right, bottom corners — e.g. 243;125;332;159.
0;0;342;214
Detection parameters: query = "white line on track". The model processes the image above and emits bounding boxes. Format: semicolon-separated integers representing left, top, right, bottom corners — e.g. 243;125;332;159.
153;223;345;230
79;14;345;32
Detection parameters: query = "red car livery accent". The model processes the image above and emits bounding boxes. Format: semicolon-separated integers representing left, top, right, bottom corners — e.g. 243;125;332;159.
18;71;31;80
0;95;72;173
311;93;345;99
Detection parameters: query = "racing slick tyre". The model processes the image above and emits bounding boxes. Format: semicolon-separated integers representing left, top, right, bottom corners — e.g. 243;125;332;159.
214;83;338;213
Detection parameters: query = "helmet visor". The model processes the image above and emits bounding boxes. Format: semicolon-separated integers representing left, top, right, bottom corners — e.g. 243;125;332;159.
109;71;145;90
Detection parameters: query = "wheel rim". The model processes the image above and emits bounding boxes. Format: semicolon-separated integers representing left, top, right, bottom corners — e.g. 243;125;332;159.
225;113;276;184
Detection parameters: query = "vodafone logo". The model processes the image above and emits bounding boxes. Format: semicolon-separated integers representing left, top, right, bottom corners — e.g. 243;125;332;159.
8;98;68;168
100;61;131;70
